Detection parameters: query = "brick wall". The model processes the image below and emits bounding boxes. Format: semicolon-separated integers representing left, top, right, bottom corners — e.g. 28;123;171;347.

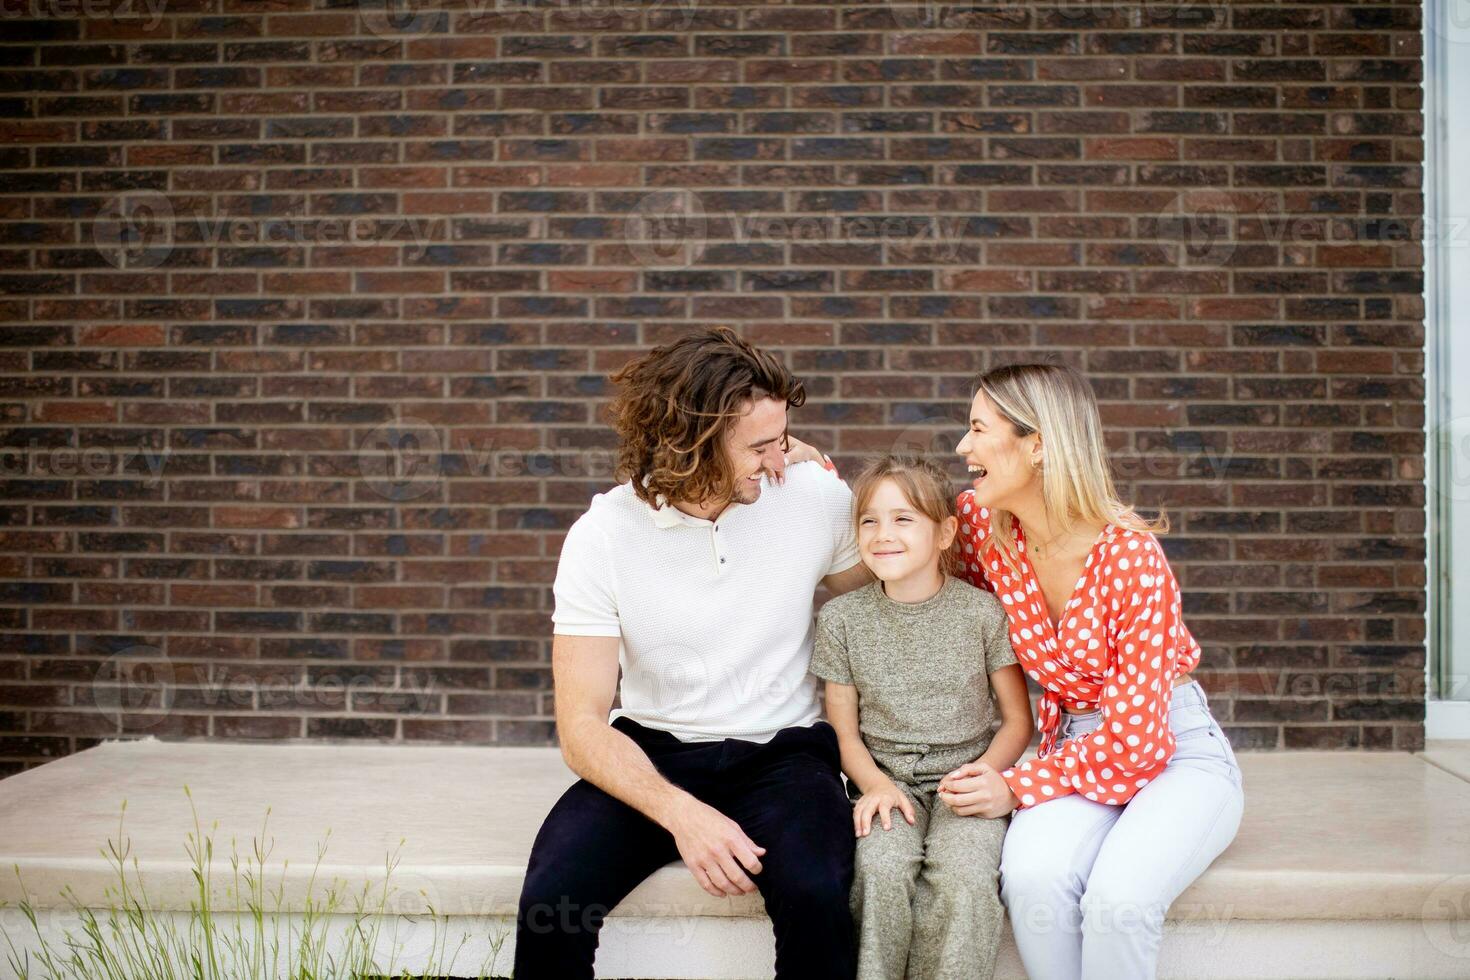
0;1;1428;776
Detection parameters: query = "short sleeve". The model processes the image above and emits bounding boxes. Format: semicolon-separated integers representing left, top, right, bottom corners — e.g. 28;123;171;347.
817;466;860;577
955;490;994;593
809;606;853;685
998;533;1184;809
982;603;1018;675
550;513;621;638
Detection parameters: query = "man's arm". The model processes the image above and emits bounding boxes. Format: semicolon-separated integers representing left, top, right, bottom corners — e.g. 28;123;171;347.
821;560;874;597
552;633;768;898
553;633;693;826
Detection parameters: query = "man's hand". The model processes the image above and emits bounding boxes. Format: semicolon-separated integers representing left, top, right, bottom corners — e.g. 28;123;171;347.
936;760;1019;818
666;799;767;898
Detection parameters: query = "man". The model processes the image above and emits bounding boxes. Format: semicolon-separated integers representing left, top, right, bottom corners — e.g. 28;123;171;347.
514;327;873;978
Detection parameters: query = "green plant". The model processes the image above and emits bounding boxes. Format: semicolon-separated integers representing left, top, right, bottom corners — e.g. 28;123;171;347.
0;786;512;979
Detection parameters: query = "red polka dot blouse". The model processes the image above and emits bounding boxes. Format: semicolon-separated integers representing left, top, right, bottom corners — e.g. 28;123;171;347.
955;490;1202;809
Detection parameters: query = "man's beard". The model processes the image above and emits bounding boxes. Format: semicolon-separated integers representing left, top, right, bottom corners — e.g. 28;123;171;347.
730;472;764;504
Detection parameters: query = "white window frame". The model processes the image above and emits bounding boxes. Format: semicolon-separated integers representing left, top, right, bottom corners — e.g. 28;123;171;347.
1425;0;1470;737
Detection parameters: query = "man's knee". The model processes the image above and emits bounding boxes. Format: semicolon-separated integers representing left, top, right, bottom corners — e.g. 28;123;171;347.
758;826;853;911
768;859;851;917
517;871;613;939
516;794;627;940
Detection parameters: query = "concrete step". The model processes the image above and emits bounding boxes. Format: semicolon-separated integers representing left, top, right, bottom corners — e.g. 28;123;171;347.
1;737;1468;978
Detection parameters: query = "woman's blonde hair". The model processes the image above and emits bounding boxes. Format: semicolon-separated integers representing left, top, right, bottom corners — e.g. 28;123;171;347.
976;363;1167;570
850;455;961;577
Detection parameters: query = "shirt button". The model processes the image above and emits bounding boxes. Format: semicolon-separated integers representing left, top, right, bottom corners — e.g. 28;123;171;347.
719;557;726;564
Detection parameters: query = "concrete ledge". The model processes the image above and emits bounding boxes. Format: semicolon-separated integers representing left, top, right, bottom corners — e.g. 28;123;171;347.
1;738;1469;978
1422;738;1470;783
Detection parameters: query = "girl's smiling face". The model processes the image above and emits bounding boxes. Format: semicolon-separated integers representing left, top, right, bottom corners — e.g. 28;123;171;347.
858;477;957;585
954;389;1042;512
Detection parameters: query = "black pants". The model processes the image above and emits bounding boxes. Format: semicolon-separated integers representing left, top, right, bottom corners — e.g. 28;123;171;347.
513;715;858;979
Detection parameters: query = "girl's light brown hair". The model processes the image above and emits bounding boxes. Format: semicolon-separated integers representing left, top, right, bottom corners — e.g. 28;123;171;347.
609;326;806;509
850;455;961;577
975;362;1167;571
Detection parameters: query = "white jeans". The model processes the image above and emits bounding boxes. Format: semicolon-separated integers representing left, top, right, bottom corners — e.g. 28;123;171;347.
999;680;1245;980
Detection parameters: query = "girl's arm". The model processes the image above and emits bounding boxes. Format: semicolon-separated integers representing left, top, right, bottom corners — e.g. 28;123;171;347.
825;679;917;834
824;680;896;796
975;664;1032;772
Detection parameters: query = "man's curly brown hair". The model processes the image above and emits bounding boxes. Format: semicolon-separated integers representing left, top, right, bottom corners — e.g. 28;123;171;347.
610;326;806;509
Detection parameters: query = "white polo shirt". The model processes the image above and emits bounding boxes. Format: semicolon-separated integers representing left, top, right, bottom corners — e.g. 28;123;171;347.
551;460;862;743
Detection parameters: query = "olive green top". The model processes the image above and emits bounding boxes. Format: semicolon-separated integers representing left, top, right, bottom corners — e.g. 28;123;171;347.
810;573;1018;750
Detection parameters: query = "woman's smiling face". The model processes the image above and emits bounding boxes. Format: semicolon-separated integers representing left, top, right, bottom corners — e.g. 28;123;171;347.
955;389;1040;511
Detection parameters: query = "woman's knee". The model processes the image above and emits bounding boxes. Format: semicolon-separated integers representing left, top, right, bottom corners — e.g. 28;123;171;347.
999;833;1078;904
1079;874;1167;937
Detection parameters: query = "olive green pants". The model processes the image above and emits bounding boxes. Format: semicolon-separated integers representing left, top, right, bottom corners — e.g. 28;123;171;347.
849;778;1009;980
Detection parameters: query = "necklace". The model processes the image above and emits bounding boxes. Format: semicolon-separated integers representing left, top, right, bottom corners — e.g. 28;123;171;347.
1027;526;1071;560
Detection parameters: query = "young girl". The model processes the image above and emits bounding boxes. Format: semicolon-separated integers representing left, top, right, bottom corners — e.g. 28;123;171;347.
806;455;1032;980
949;363;1245;979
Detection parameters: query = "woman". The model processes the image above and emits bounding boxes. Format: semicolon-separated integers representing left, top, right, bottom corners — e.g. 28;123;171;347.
792;363;1244;979
955;362;1246;979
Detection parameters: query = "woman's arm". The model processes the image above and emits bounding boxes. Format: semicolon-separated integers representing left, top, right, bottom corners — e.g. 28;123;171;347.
953;489;995;592
996;532;1185;809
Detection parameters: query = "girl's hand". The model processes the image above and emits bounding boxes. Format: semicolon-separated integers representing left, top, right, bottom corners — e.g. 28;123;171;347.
937;761;1019;819
853;779;917;837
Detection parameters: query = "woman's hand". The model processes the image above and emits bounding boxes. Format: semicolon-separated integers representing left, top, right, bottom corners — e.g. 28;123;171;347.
853;779;917;837
776;435;834;486
782;434;826;468
937;760;1019;818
